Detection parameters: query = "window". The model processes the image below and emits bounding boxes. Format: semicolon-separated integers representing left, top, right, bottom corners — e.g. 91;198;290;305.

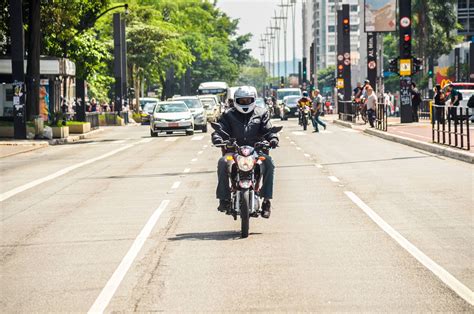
350;5;358;12
328;25;335;32
350;25;359;32
328;45;336;52
458;0;467;9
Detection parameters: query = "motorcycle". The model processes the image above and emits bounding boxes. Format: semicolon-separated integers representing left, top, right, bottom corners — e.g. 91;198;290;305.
211;122;283;238
299;105;311;131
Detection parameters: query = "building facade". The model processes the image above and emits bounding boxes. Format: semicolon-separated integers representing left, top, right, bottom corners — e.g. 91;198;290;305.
457;0;474;37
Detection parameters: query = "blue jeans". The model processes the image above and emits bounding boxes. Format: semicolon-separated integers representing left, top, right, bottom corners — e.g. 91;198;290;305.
312;113;326;131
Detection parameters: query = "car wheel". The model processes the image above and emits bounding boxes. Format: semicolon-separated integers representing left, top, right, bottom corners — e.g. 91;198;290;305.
201;124;208;133
150;130;158;137
186;130;194;136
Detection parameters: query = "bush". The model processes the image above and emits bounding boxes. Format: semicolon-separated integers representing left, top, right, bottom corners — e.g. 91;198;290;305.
66;121;88;126
132;112;142;123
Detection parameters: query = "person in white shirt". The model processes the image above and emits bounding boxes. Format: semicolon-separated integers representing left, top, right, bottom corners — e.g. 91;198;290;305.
365;86;377;128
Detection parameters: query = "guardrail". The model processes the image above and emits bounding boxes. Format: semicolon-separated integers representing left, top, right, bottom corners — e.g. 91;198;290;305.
338;100;355;122
432;105;470;150
375;103;387;131
85;112;100;129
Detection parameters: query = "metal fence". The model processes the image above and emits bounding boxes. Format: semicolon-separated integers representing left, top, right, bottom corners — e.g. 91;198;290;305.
103;112;119;125
432;105;470;150
375;103;388;131
85;112;100;129
338;100;355;122
418;99;431;120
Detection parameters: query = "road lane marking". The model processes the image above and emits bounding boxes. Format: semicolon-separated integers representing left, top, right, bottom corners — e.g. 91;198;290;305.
87;142;99;145
113;140;125;144
191;158;198;162
296;147;302;151
328;176;340;182
292;131;307;136
344;191;474;306
0;144;134;202
183;168;191;173
290;141;295;145
191;135;204;141
315;164;323;168
88;200;170;314
203;145;208;148
319;130;332;134
165;138;177;142
304;153;310;158
197;151;203;155
171;181;181;189
138;138;152;143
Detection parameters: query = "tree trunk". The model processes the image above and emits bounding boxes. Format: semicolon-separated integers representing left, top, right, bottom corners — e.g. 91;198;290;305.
26;0;40;121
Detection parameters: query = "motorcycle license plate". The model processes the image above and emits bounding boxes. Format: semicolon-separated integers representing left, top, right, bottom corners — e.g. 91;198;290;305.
168;122;179;127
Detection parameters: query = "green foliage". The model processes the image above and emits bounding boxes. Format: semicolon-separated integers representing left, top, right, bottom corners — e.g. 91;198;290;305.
317;66;336;92
236;57;267;93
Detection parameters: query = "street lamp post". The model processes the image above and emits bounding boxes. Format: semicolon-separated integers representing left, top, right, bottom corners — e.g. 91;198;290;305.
269;24;280;85
291;0;297;81
279;1;291;86
272;12;286;85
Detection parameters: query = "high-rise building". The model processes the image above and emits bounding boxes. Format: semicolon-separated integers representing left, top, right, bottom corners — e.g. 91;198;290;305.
457;0;473;37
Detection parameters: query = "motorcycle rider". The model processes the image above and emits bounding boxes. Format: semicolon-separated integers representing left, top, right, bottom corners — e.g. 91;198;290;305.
297;91;312;125
212;86;279;219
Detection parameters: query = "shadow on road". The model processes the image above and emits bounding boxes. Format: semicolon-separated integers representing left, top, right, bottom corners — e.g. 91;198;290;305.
168;231;262;241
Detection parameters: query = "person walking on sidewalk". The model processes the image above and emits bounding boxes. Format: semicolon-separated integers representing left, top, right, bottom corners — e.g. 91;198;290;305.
365;86;377;128
433;84;446;124
411;82;421;122
311;89;327;133
446;83;461;123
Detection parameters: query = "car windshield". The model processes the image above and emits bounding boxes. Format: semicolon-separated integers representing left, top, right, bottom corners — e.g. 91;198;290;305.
285;97;299;105
143;103;156;113
155;103;188;113
277;90;301;100
175;98;202;108
140;99;158;109
201;100;214;108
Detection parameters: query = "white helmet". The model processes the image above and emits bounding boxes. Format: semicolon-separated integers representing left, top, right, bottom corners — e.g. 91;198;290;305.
234;86;257;114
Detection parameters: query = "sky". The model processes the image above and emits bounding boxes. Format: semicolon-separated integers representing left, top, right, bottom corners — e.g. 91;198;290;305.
215;0;303;62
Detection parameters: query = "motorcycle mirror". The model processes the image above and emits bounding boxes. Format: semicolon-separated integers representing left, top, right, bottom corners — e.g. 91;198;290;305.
270;126;283;133
210;122;230;139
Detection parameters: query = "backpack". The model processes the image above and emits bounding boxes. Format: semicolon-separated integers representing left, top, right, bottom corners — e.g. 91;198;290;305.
468;95;474;108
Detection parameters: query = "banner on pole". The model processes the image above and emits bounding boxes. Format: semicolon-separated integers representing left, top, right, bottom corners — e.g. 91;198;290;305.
365;0;396;32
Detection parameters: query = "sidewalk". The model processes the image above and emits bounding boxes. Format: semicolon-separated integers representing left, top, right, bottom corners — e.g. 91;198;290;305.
0;128;104;158
332;115;474;163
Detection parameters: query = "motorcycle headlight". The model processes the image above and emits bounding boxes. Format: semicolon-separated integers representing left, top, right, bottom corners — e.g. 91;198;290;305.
237;156;254;172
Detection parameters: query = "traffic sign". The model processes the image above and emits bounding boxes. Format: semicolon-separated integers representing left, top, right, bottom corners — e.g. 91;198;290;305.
368;61;376;70
344;59;351;66
399;58;412;76
337;54;344;61
344;52;350;59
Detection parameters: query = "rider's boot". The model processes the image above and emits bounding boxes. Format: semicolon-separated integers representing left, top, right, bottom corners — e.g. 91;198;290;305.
261;199;271;218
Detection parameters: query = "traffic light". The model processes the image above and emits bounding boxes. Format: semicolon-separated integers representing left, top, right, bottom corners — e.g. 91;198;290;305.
388;58;399;74
302;57;307;82
280;76;284;88
412;57;422;74
428;69;433;76
337;64;344;75
343;17;350;34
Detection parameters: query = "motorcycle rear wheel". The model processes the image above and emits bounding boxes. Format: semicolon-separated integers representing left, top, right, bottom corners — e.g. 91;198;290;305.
240;190;250;238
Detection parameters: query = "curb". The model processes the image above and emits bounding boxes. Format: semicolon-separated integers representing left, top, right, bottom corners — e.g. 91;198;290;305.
364;128;474;164
333;119;354;129
48;128;105;145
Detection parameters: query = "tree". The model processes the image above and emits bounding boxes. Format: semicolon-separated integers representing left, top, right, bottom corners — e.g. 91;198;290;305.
317;66;336;94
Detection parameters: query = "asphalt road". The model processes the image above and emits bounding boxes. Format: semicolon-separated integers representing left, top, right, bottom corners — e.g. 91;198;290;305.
1;121;473;312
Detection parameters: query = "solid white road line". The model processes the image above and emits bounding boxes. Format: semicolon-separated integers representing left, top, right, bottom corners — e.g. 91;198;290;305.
191;135;204;141
171;181;181;189
344;191;474;306
328;176;340;182
0;144;134;202
183;168;191;173
165;138;177;142
87;200;170;314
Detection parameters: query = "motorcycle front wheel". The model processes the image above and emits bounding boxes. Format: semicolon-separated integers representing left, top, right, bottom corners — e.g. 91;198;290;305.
302;115;308;130
240;190;250;238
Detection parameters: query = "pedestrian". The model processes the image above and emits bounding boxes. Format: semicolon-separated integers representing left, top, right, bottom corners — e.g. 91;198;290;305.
90;98;98;112
411;82;421;122
446;83;461;123
311;89;327;132
433;84;446;124
365;86;377;128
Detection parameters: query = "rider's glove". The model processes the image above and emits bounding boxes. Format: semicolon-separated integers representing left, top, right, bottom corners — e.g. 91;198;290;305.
213;138;224;145
269;139;279;149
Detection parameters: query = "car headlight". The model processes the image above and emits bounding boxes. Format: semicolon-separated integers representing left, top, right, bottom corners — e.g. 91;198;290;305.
237;156;255;172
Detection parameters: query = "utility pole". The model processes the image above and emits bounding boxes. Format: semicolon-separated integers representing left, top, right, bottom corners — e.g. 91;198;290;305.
113;13;123;113
272;12;285;83
121;17;128;113
279;1;291;85
9;0;26;139
399;0;413;123
291;0;297;76
470;42;474;83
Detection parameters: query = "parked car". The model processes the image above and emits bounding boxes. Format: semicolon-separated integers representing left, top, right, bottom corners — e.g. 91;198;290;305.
139;97;159;124
172;96;208;132
150;101;194;137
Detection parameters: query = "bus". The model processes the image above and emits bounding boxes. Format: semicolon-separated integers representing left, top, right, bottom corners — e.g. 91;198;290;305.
197;82;229;104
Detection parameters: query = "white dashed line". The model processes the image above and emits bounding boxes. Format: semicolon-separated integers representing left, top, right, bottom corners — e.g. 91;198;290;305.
328;176;340;182
171;181;181;189
315;164;323;168
88;200;170;313
197;151;203;155
304;153;310;158
296;147;302;151
203;145;208;148
191;158;198;162
290;141;295;145
344;191;474;306
183;168;191;173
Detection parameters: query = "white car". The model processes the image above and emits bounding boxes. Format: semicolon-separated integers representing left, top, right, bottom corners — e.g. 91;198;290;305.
172;96;208;132
150;101;194;137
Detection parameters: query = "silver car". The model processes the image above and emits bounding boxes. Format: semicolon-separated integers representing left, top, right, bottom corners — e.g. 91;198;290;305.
172;96;208;132
150;101;194;137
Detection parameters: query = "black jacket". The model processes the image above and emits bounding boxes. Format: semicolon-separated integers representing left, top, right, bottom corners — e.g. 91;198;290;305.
211;107;278;146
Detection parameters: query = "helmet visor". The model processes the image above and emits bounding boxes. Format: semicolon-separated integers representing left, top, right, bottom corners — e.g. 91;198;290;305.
236;97;255;106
